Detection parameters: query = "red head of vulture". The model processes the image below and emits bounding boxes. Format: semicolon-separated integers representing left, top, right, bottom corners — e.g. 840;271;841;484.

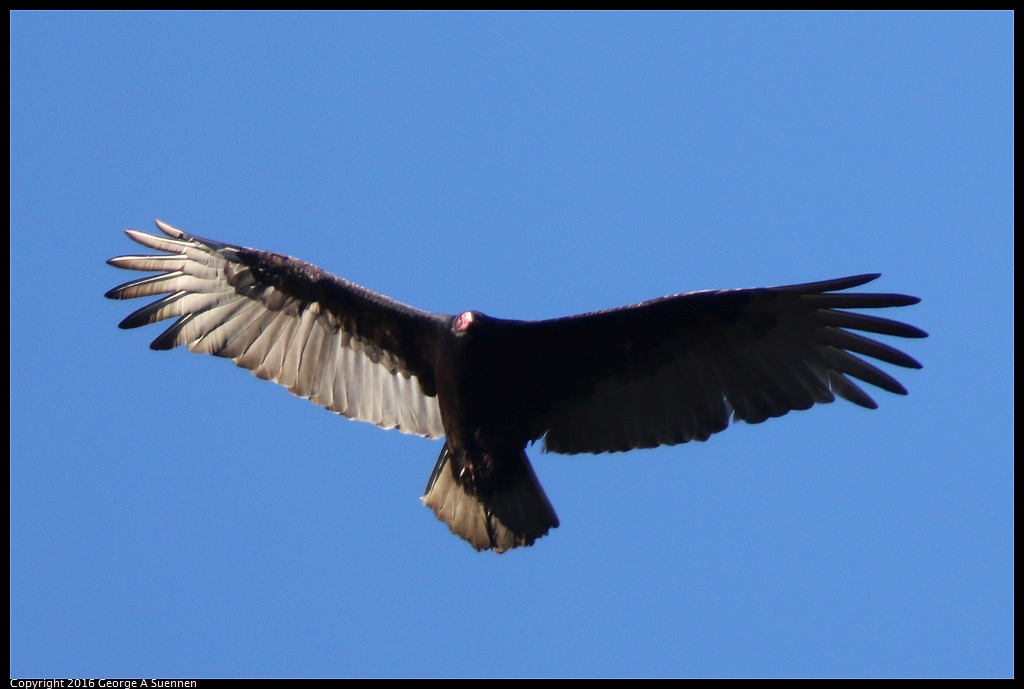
106;220;926;553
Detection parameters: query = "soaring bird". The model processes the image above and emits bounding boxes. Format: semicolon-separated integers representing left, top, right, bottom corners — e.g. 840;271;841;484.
106;220;927;553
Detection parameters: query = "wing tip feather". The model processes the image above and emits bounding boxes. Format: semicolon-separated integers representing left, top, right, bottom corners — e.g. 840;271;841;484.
154;218;185;238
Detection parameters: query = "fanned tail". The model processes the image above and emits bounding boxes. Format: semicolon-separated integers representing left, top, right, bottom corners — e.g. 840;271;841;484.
422;445;559;553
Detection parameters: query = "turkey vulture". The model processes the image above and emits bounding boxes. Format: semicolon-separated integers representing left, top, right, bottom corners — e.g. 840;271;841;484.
106;220;927;553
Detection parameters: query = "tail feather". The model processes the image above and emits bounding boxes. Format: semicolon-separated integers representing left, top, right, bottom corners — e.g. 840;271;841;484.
422;445;559;553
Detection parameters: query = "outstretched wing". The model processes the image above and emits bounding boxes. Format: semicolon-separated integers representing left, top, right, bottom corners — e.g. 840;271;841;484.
106;220;447;439
500;274;926;454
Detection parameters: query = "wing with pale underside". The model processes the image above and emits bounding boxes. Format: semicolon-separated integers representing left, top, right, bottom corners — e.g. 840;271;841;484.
106;220;446;439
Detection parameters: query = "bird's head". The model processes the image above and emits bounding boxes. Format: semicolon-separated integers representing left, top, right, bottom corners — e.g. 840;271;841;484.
453;311;478;334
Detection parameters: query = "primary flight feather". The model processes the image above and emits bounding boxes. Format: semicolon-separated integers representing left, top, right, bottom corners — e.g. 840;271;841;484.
106;220;927;553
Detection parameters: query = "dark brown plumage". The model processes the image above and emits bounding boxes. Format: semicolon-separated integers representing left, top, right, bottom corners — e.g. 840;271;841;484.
106;220;927;553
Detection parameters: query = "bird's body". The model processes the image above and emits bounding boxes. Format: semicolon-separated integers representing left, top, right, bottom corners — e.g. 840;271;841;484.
107;221;926;552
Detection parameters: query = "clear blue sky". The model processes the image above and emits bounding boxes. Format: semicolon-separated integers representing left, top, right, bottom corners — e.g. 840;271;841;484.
10;12;1012;678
